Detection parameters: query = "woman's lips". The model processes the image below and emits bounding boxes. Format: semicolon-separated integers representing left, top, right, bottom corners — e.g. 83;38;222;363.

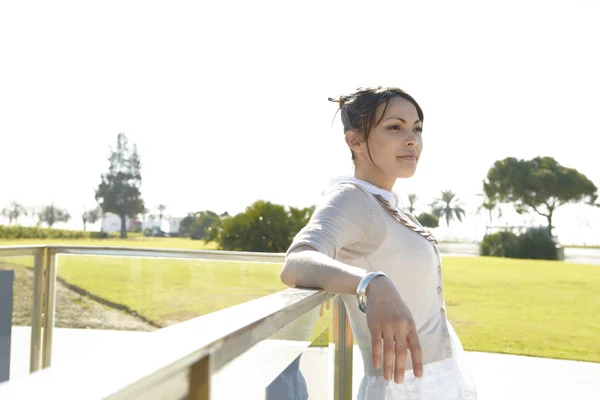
398;155;417;161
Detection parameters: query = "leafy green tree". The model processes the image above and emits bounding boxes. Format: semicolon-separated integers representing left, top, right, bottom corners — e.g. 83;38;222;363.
39;205;70;228
484;156;598;236
430;190;466;227
219;201;292;252
416;212;439;228
288;205;316;241
1;201;28;225
407;194;418;214
180;211;220;240
95;133;145;238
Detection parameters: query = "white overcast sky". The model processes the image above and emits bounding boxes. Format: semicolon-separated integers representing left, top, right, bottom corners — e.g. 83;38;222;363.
1;0;599;244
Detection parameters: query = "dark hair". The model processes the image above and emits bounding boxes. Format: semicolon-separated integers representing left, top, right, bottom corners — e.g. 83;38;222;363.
328;86;424;164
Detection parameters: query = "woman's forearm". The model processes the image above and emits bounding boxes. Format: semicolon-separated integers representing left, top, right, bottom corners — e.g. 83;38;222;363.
280;246;370;295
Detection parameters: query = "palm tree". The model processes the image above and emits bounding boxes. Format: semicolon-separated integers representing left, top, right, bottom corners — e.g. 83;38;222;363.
475;192;503;225
157;204;167;221
1;201;28;225
407;194;418;214
430;190;466;227
82;207;102;231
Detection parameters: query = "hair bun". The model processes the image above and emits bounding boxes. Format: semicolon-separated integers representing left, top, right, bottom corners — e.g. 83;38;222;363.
328;96;345;106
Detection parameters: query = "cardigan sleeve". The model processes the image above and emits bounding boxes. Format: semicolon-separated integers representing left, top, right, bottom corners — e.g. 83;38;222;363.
286;183;372;259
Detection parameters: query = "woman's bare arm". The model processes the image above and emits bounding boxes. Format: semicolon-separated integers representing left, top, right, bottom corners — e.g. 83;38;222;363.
280;245;424;383
280;245;370;295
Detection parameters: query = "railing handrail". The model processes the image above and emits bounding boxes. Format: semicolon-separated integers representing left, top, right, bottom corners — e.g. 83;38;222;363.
0;244;286;262
0;245;46;256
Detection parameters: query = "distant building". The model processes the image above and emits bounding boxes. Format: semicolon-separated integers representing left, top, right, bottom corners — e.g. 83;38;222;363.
101;213;183;235
168;217;183;234
141;217;183;236
101;213;135;233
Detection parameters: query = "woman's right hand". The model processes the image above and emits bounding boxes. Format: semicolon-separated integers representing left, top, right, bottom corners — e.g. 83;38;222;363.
365;276;423;384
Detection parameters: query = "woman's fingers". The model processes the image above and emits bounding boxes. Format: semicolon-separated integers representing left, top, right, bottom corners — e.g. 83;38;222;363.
407;329;424;379
394;336;408;384
371;332;382;370
383;332;396;381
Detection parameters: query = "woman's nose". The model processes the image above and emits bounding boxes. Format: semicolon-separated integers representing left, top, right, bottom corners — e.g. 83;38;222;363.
405;130;418;145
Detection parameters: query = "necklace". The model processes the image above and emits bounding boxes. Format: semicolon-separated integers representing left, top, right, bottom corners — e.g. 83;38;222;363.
373;194;438;245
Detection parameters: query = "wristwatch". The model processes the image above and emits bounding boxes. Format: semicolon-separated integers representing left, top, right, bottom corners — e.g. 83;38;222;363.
356;271;387;314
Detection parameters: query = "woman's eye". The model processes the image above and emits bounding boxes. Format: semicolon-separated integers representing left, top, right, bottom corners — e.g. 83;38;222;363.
414;127;423;134
388;125;401;130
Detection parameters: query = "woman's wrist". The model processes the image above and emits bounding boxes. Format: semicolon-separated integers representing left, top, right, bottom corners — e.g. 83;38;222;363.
356;271;387;314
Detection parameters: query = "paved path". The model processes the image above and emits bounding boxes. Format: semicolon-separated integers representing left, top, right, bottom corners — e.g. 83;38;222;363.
438;243;600;265
6;327;600;399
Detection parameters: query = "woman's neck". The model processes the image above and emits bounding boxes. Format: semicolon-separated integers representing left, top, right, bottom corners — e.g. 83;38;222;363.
353;168;395;192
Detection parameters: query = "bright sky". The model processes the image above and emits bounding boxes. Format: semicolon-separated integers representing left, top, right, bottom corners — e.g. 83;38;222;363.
1;0;599;244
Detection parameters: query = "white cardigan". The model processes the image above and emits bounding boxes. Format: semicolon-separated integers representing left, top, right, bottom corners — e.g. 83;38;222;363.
287;179;478;399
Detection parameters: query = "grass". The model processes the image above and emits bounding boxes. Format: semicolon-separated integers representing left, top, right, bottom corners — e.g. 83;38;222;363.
56;256;289;326
0;237;220;250
442;256;600;363
1;237;599;362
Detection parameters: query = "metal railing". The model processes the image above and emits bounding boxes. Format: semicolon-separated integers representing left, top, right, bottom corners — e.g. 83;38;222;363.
0;245;354;399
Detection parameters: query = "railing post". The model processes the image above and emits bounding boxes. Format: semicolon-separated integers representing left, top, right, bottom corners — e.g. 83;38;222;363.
30;247;47;372
187;355;211;400
0;269;14;383
41;247;57;369
333;296;353;400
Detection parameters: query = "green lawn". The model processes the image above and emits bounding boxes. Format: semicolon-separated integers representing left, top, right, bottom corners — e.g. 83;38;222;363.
1;238;599;362
56;256;289;326
0;237;220;250
443;256;600;363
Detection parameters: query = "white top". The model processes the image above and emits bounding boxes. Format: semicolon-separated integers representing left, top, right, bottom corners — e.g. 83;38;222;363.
286;177;478;399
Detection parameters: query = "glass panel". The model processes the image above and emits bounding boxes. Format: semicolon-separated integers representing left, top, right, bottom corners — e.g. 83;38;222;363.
211;300;333;400
51;255;287;368
0;254;34;380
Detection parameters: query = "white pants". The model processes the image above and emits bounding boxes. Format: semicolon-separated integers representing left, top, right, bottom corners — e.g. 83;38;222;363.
357;320;478;400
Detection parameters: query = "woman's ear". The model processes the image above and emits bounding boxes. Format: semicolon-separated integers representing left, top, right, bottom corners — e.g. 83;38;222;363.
345;130;364;154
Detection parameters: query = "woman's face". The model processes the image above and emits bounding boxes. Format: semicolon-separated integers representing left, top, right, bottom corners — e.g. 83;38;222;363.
351;96;423;183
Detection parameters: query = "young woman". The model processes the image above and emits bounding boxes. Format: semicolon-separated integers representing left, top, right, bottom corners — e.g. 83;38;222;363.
280;87;478;399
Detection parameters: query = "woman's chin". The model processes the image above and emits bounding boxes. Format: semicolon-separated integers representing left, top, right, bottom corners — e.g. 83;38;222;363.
396;169;417;179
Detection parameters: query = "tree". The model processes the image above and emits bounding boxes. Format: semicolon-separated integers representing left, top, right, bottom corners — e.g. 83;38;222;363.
39;205;70;228
219;201;293;252
157;204;167;221
29;207;40;227
180;211;220;240
483;156;599;236
1;201;28;225
416;212;439;228
82;207;101;231
475;192;503;236
430;190;466;227
95;132;145;238
288;205;316;241
407;194;418;214
475;192;503;225
140;208;150;223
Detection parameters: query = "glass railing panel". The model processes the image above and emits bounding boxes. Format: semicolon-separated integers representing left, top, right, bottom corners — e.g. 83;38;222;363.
212;300;334;400
50;254;288;369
